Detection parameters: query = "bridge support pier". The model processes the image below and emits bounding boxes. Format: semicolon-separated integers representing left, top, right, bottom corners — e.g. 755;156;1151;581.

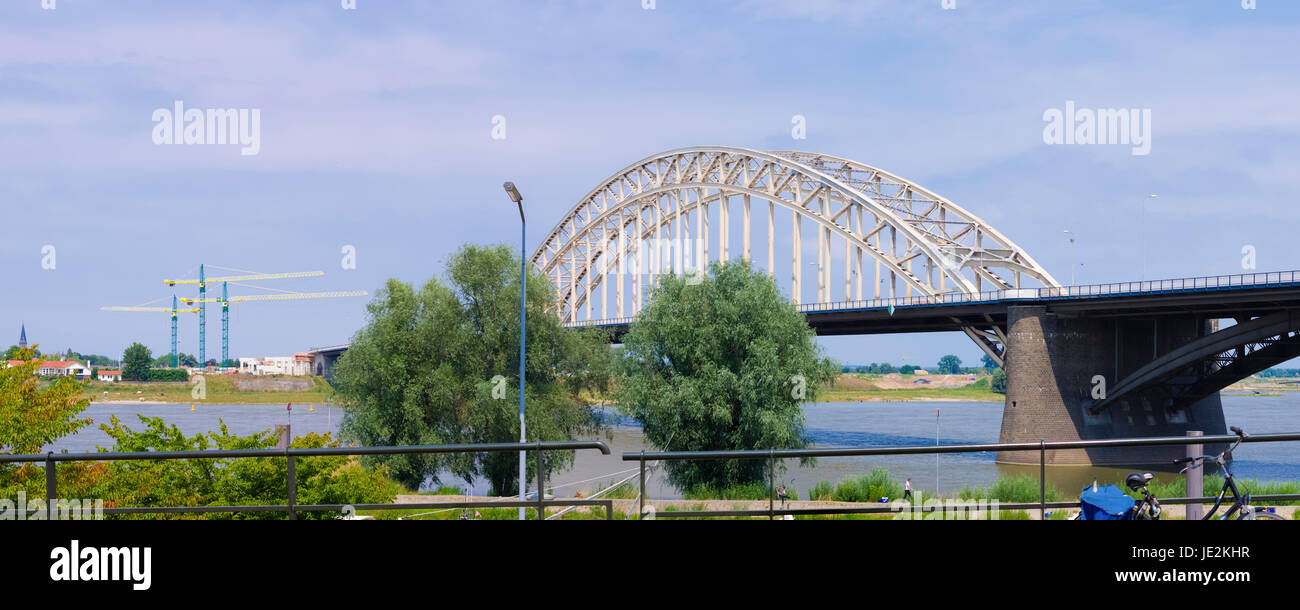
997;305;1227;466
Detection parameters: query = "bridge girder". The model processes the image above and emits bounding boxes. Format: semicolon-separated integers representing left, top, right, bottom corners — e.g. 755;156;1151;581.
1084;310;1300;414
530;147;1060;362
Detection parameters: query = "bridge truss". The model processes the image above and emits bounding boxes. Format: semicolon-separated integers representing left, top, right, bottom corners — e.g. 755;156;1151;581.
529;146;1060;364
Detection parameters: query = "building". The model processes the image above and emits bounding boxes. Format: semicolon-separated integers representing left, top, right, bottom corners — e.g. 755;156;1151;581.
97;370;123;382
238;355;312;376
18;323;27;349
34;360;91;378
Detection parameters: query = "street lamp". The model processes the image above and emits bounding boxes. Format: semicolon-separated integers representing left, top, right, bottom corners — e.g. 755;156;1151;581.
1140;194;1157;282
503;181;526;520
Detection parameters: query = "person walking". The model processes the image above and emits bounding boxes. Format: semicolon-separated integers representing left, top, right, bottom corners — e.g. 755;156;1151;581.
903;478;913;502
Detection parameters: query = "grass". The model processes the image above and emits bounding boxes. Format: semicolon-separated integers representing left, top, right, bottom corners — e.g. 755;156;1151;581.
818;376;1003;403
683;481;796;501
808;467;901;502
80;374;335;405
1134;474;1300;506
956;474;1064;503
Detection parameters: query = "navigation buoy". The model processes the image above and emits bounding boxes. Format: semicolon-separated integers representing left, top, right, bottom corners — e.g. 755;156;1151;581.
309;405;315;413
191;405;196;412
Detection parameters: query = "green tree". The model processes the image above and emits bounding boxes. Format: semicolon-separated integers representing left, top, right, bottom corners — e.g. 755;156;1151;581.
0;345;93;493
616;260;838;493
937;354;962;374
991;368;1007;394
2;344;41;360
332;243;611;494
122;342;152;381
980;354;998;371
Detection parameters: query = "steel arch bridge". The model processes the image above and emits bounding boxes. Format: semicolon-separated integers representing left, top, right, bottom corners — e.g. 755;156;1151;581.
529;146;1061;365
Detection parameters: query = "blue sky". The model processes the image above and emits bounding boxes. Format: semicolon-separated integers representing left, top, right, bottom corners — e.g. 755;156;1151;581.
2;0;1299;368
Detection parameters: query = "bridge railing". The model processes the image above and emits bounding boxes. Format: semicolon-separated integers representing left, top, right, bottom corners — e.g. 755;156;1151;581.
563;269;1300;327
1;440;615;520
622;432;1300;520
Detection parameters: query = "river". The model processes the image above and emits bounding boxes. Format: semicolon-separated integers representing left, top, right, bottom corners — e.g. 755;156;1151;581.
51;394;1300;500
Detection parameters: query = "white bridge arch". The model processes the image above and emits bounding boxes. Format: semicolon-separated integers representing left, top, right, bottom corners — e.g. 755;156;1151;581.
529;146;1060;364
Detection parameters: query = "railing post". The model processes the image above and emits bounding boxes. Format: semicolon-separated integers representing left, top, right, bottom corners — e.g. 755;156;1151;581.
639;450;645;520
536;440;544;521
287;452;297;520
604;500;613;521
46;452;56;520
1039;440;1046;520
769;449;775;520
1186;431;1204;520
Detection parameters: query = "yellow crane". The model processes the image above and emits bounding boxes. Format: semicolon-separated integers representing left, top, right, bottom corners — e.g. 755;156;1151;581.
100;296;199;367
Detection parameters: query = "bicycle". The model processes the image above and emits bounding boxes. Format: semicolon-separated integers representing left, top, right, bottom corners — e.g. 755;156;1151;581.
1173;426;1286;520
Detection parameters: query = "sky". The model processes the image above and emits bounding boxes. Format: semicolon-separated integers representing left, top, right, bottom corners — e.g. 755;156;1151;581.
2;0;1298;368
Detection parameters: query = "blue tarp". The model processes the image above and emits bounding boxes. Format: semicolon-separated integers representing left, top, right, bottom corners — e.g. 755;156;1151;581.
1079;484;1134;520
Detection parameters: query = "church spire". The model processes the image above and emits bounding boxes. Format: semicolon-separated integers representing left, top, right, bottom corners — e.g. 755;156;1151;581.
19;323;27;348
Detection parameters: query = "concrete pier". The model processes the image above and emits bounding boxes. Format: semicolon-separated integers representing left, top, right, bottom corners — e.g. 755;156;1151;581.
997;305;1227;465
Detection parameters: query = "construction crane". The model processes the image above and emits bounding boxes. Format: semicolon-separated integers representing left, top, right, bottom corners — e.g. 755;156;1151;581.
161;265;327;366
180;288;368;366
101;296;199;367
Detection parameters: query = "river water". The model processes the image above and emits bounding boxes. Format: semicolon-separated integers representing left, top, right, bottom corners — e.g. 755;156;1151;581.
53;395;1300;500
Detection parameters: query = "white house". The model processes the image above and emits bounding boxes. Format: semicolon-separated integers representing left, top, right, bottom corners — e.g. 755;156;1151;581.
97;370;123;382
35;360;91;378
239;355;312;376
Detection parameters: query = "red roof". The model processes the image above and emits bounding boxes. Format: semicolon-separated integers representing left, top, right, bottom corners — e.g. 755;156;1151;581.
38;360;77;368
99;370;122;375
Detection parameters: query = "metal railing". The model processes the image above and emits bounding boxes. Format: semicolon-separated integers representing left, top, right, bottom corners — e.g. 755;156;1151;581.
564;269;1300;328
1;440;613;520
622;432;1300;519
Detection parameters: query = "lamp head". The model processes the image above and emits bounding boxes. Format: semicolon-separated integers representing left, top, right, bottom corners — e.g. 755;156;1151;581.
503;181;523;203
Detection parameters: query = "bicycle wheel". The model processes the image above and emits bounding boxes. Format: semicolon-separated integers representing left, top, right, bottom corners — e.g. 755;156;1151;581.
1252;512;1286;520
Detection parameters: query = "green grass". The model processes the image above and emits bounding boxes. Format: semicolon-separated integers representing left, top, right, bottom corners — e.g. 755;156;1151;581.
807;467;902;502
683;481;796;501
818;379;1002;403
956;474;1064;504
81;374;336;404
1133;474;1300;506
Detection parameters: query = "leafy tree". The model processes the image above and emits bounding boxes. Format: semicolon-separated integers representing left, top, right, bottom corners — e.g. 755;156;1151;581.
73;415;401;519
0;345;93;491
2;344;40;360
936;354;962;374
122;343;152;381
616;260;838;493
991;368;1007;394
332;243;611;494
980;354;998;371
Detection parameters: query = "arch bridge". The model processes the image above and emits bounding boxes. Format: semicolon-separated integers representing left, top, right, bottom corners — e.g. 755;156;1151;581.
530;147;1300;465
529;146;1059;366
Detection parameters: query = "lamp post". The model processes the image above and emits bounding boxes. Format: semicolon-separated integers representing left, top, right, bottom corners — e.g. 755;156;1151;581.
504;181;527;521
1140;194;1157;282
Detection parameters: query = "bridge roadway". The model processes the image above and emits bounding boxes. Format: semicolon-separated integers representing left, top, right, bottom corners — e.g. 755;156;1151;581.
569;270;1300;340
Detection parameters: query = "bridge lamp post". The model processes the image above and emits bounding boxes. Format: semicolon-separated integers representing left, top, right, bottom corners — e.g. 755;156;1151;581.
504;181;527;521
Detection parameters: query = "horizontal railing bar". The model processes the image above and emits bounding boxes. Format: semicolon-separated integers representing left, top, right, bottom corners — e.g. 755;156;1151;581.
0;440;610;464
88;499;616;516
621;433;1300;461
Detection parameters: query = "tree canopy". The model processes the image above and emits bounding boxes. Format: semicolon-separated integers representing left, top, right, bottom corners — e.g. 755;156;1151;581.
616;260;838;493
936;354;962;374
332;243;611;494
122;343;152;381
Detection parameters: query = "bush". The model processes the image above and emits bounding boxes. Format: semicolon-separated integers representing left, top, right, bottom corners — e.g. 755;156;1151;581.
958;475;1062;503
990;368;1006;394
146;369;189;382
809;467;902;503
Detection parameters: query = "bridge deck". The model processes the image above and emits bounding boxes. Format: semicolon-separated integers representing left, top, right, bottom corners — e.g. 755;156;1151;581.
568;270;1300;339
